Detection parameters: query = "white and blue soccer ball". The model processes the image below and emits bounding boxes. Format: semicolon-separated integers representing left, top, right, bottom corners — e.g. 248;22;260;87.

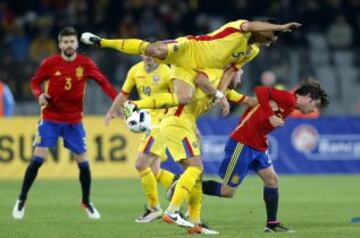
126;110;151;133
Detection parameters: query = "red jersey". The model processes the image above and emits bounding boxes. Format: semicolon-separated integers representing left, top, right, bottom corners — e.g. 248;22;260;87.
231;86;297;151
31;54;117;123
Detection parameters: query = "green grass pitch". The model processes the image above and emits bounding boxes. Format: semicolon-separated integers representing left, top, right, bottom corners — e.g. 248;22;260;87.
0;175;358;238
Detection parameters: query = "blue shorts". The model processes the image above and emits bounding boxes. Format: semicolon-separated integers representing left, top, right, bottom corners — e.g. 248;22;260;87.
218;138;272;188
33;120;87;155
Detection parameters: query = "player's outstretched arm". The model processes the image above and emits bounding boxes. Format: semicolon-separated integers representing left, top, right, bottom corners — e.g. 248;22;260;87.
241;21;301;33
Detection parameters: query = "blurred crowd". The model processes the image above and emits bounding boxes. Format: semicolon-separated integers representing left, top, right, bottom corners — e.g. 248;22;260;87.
0;0;359;115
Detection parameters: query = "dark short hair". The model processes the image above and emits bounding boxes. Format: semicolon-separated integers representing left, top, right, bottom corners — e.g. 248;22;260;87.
58;26;78;41
294;79;329;108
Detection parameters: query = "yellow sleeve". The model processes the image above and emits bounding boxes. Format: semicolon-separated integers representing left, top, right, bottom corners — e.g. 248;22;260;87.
231;45;260;70
226;89;246;104
121;66;136;95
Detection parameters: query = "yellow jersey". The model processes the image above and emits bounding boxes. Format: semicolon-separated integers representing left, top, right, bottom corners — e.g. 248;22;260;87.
165;19;260;70
166;68;245;123
122;62;172;125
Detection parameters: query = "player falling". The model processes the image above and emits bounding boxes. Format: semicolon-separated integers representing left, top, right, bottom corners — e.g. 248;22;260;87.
81;19;301;117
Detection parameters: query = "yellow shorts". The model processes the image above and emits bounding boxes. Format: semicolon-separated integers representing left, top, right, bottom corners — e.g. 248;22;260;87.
160;116;200;162
138;126;166;161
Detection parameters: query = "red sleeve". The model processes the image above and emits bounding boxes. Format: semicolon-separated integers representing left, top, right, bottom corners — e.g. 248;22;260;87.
30;59;50;98
256;86;296;117
255;86;275;117
86;58;118;100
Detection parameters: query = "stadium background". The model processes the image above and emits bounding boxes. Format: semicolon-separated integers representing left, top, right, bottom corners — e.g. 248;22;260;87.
0;0;359;178
0;1;359;237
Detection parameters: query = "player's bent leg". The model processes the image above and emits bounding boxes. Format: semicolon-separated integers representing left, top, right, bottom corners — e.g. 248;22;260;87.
13;147;48;219
81;32;152;56
135;153;163;223
74;153;101;219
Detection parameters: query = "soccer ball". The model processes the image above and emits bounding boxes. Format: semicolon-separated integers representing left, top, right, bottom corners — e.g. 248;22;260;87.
126;110;151;133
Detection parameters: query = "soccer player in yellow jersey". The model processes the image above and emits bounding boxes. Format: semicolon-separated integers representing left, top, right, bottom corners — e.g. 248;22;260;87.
105;56;176;223
160;67;256;234
81;19;300;116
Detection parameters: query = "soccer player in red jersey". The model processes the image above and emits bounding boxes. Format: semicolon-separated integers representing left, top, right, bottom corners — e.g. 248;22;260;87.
12;27;117;220
202;80;329;232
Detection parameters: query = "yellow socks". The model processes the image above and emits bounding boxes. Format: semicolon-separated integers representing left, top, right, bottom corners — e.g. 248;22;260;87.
188;178;202;224
139;167;159;208
133;93;179;109
156;169;175;189
100;39;149;55
167;166;202;213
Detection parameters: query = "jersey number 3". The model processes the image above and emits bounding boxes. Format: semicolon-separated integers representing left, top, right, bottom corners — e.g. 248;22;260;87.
65;77;72;90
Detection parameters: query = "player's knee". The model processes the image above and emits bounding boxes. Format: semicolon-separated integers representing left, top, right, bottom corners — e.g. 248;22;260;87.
135;161;147;172
265;174;279;187
146;42;167;59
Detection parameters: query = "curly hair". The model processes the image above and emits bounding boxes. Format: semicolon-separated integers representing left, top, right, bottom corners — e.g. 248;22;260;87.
294;79;329;108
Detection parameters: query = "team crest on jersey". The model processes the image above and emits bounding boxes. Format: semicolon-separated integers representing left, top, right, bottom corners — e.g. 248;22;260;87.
153;75;160;82
76;66;84;79
54;70;61;76
231;175;240;184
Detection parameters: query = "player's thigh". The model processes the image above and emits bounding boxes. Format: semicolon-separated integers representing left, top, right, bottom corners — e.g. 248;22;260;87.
160;118;200;164
33;120;61;153
62;123;87;155
146;41;168;59
138;127;166;161
218;140;252;188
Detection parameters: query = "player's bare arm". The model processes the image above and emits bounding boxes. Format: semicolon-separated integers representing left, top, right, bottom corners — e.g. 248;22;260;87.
194;72;230;116
105;93;128;125
242;96;258;108
241;21;302;33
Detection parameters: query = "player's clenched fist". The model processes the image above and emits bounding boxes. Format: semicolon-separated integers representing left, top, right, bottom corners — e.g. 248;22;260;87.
38;93;50;106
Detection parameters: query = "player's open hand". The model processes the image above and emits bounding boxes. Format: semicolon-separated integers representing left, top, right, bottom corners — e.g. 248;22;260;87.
280;22;302;32
268;115;284;127
38;93;50;106
218;97;230;116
